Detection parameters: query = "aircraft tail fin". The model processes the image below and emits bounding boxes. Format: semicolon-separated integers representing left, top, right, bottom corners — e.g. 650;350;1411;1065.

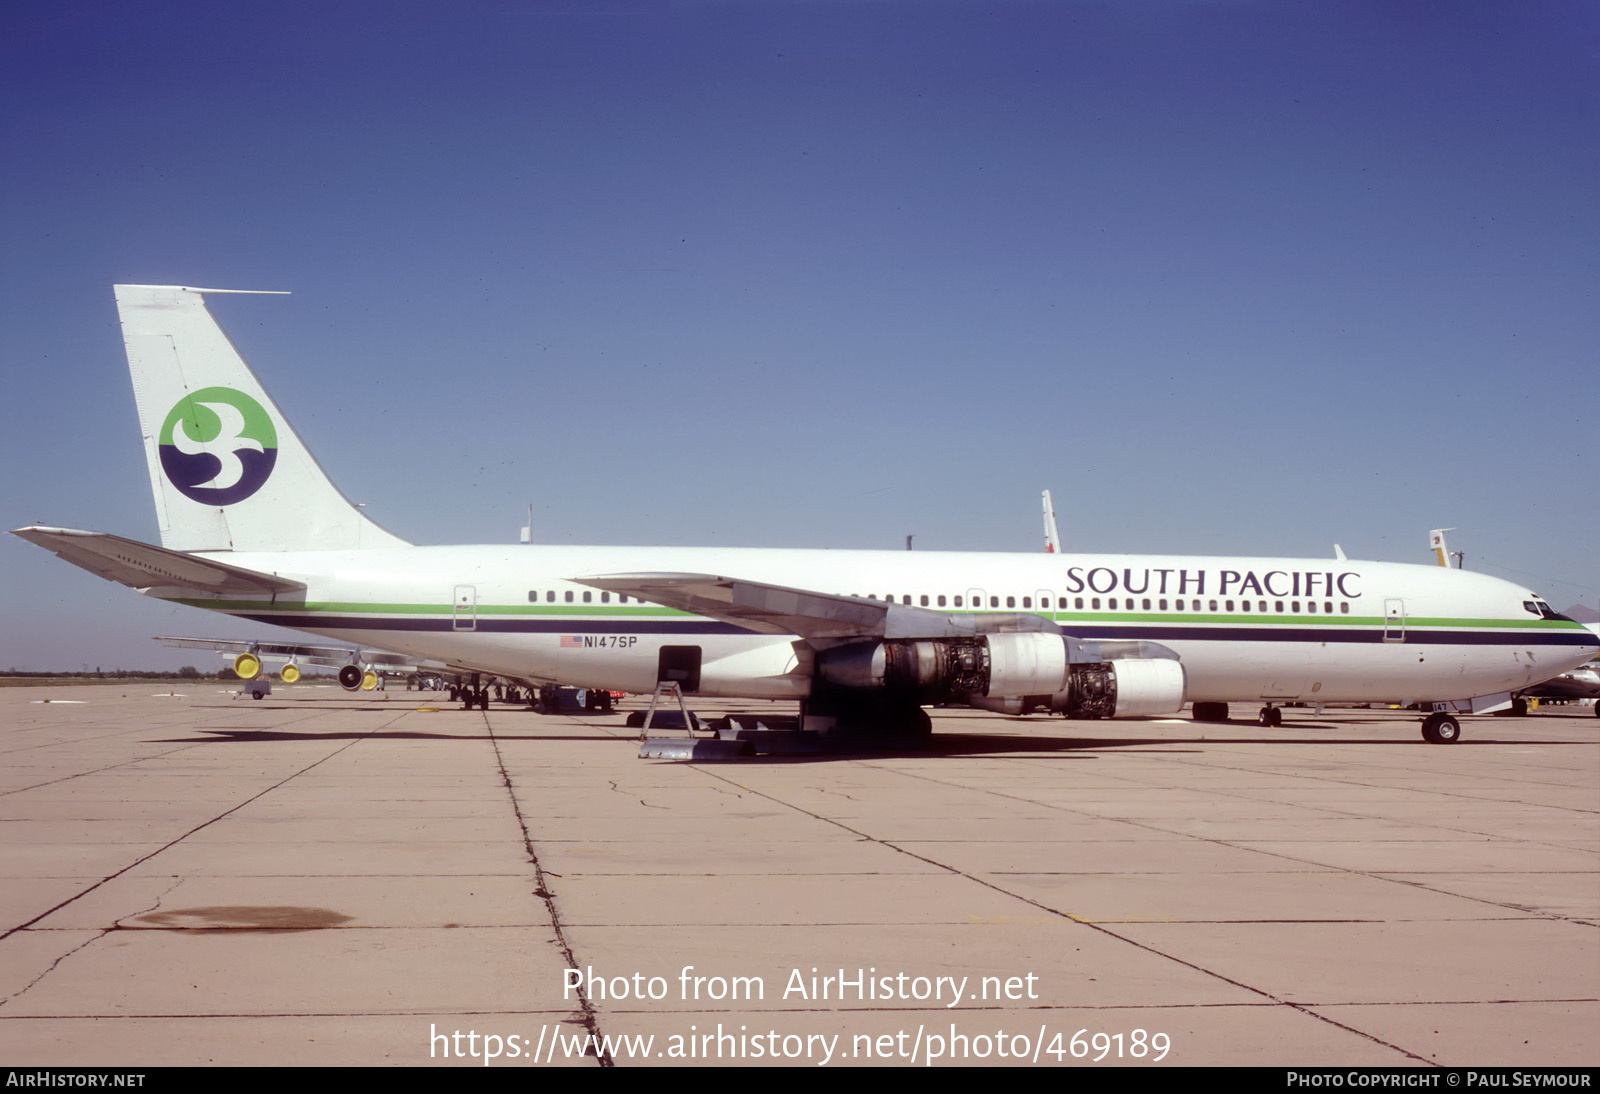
115;285;409;553
1042;490;1061;554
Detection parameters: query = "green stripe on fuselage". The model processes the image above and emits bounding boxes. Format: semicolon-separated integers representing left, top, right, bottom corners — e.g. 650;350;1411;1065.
162;597;1585;635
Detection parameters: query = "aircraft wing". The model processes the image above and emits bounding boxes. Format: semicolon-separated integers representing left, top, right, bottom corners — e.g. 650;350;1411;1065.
576;572;1063;641
156;636;455;674
12;527;304;596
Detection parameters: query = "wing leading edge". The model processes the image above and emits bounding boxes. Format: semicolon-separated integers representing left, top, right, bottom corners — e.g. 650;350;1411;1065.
573;572;1176;663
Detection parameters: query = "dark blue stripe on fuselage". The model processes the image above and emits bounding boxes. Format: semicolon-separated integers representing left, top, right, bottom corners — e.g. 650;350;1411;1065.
231;614;757;635
225;613;1597;647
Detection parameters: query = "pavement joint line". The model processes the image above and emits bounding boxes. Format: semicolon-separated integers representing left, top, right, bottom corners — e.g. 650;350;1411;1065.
2;878;197;1011
692;760;1440;1065
875;760;1600;925
0;706;348;795
485;712;612;1067
0;712;405;948
1049;742;1600;817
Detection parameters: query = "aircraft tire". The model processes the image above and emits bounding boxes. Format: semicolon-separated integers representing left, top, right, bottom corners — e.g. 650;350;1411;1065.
1421;713;1461;744
1258;706;1282;728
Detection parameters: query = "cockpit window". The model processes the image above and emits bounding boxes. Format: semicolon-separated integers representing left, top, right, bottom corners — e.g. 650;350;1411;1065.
1525;599;1571;622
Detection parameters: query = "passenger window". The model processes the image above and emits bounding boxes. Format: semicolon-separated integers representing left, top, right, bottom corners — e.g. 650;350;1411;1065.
1159;598;1168;610
1091;598;1101;610
1022;596;1032;609
583;591;592;603
1241;600;1251;612
528;591;538;602
1274;600;1283;613
564;591;574;603
953;595;961;607
1006;596;1015;608
1340;602;1349;614
1291;601;1300;613
1173;599;1183;611
1307;601;1316;613
1324;602;1333;614
1074;597;1084;609
937;595;946;607
920;595;929;607
1259;600;1267;613
990;596;999;608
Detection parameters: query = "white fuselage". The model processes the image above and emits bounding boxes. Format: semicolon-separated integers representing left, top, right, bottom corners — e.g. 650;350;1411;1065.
164;545;1598;707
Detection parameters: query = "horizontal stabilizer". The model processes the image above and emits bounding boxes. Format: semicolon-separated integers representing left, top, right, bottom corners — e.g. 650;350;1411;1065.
11;527;304;596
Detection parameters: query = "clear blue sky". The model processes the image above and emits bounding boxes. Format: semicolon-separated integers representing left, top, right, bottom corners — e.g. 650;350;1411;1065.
2;1;1595;671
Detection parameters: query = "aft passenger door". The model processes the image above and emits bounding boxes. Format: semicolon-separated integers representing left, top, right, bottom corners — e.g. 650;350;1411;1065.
1383;598;1405;642
453;585;477;631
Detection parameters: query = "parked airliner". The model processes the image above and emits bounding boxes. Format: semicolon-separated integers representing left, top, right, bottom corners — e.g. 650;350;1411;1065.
14;285;1596;744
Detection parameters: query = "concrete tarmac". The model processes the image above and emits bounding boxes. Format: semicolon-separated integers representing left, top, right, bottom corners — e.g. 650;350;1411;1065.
0;684;1594;1068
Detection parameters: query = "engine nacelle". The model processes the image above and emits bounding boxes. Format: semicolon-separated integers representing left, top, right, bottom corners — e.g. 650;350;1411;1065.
812;635;1184;720
814;632;1069;704
1047;658;1186;719
233;652;261;680
337;664;363;691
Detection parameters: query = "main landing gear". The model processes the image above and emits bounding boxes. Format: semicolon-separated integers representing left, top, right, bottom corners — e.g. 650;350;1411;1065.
1420;712;1461;744
456;674;489;712
1257;704;1282;728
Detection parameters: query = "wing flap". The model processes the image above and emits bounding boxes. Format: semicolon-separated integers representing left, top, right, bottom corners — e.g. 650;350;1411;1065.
577;572;880;637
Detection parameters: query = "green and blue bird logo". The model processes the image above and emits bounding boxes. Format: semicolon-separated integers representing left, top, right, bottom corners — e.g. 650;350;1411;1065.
158;387;278;505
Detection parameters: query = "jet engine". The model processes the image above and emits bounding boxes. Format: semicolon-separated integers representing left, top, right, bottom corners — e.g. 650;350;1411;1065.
813;634;1185;719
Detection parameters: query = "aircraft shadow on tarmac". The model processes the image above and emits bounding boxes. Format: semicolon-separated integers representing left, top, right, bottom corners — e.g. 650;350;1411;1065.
147;719;1590;760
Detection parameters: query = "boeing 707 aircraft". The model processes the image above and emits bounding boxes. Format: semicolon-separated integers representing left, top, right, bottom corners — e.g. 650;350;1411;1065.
14;285;1597;744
